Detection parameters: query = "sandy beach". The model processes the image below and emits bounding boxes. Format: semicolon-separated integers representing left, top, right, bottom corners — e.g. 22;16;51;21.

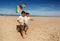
0;16;60;41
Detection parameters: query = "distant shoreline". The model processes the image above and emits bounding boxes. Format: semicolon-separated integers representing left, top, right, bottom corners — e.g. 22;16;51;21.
0;14;60;17
0;15;60;17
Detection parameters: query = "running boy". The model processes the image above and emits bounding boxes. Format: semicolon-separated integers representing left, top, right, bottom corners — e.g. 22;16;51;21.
24;13;33;35
17;11;26;38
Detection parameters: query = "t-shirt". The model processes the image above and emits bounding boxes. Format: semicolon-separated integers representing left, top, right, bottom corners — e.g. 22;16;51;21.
24;16;31;24
17;16;25;25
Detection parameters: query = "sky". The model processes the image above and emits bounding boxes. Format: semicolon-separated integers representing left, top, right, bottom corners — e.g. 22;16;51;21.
0;0;60;16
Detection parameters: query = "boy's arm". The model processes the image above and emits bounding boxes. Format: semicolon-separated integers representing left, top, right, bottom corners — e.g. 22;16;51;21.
17;16;21;24
17;20;21;24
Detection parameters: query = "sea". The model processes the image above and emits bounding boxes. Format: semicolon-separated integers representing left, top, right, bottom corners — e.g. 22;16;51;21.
0;14;60;17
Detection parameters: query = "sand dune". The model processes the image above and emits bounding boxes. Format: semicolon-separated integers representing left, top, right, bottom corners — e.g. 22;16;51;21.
0;16;60;41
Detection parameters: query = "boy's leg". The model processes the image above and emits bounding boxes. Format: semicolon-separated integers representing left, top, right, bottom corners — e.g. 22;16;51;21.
25;27;28;35
19;25;24;39
26;27;28;32
16;25;20;32
24;25;29;35
23;23;27;35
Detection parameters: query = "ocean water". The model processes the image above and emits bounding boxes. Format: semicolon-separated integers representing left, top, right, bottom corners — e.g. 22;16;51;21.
0;14;60;17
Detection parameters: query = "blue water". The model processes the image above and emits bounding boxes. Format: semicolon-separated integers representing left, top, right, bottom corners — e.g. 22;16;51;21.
0;14;60;17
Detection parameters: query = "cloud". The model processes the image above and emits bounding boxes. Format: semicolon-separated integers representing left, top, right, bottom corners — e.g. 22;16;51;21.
0;7;60;16
0;8;16;14
28;6;60;16
29;10;60;16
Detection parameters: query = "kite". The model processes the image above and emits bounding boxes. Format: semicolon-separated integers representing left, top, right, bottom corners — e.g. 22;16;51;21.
16;3;27;13
22;3;27;8
16;5;22;13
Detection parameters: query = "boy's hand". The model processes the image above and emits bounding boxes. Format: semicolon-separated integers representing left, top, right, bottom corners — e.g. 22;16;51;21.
17;20;21;24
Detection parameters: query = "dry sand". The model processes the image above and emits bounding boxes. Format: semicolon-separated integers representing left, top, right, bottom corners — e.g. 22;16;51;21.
0;16;60;41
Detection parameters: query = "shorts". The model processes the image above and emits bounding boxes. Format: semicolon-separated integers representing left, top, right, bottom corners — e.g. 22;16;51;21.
16;23;28;32
24;23;28;28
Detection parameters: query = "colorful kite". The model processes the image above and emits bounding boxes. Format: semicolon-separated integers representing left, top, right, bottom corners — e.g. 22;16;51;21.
16;3;27;13
16;5;22;13
22;3;27;8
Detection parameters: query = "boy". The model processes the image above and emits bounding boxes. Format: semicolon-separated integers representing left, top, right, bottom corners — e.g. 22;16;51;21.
24;13;33;35
17;11;26;39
